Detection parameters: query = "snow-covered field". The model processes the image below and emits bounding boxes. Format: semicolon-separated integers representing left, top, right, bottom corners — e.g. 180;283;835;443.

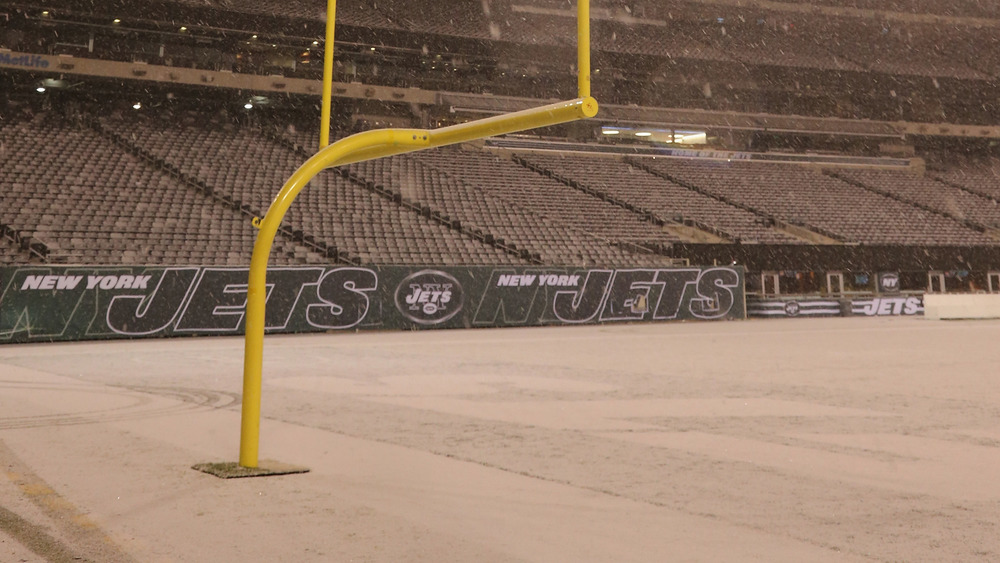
1;317;998;562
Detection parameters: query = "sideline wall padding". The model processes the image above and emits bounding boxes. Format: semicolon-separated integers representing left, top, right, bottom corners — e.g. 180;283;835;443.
748;295;924;318
924;294;1000;319
0;265;745;343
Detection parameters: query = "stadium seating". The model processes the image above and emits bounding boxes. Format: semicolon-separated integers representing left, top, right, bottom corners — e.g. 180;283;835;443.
0;236;25;266
7;102;999;271
931;158;1000;201
101;113;525;265
595;20;728;62
10;0;1000;125
0;114;321;266
7;0;1000;273
765;0;1000;19
409;149;680;243
834;169;1000;230
697;20;863;72
377;0;495;39
520;152;802;244
346;148;678;266
808;18;986;80
640;158;995;246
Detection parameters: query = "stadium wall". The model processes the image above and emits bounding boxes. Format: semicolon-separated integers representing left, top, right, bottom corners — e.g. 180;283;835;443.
747;295;924;318
923;294;1000;319
0;265;745;344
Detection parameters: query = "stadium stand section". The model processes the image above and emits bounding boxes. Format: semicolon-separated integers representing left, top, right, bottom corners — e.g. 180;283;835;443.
3;0;1000;290
0;113;324;265
931;158;1000;201
346;153;670;267
0;235;27;266
695;18;863;72
518;152;801;245
810;19;986;80
636;158;996;246
278;127;683;265
766;0;1000;19
97;113;527;266
596;20;728;62
832;168;1000;231
379;0;496;39
411;150;677;240
6;0;1000;124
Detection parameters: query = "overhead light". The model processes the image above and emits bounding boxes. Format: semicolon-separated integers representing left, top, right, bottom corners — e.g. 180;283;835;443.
113;18;121;24
312;40;319;45
132;102;142;110
635;132;652;137
602;129;620;135
41;10;49;16
36;86;46;93
251;34;258;39
179;26;187;31
370;47;376;51
244;102;253;109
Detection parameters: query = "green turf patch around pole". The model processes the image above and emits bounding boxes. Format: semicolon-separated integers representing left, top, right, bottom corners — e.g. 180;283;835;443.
192;460;309;479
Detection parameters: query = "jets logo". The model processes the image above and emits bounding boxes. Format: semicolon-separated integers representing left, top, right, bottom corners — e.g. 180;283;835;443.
784;301;801;316
394;270;463;325
880;273;900;293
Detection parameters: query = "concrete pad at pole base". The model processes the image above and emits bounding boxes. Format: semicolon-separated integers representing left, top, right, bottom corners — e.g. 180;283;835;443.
192;460;309;479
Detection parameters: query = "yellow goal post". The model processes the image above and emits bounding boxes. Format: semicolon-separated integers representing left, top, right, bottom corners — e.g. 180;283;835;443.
238;1;598;469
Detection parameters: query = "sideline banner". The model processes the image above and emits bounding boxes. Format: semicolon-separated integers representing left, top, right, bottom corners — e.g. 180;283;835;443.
748;295;924;318
0;265;745;343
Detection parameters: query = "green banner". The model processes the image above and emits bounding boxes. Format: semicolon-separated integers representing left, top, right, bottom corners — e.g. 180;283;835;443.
0;265;745;343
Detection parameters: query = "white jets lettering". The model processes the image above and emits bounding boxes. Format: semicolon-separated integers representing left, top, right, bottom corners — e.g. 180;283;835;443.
85;275;152;290
20;275;84;291
538;274;581;287
496;274;536;287
858;297;922;316
496;274;580;287
405;287;452;305
21;274;150;291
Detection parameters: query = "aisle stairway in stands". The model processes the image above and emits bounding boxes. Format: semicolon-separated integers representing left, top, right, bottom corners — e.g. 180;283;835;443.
0;233;38;266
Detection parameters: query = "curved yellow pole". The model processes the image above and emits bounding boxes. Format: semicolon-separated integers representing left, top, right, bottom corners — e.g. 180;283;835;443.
319;0;337;149
239;129;426;468
239;97;598;467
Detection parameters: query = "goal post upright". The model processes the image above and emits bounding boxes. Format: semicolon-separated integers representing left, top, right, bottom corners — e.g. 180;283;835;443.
319;0;337;149
578;0;591;98
229;1;598;473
